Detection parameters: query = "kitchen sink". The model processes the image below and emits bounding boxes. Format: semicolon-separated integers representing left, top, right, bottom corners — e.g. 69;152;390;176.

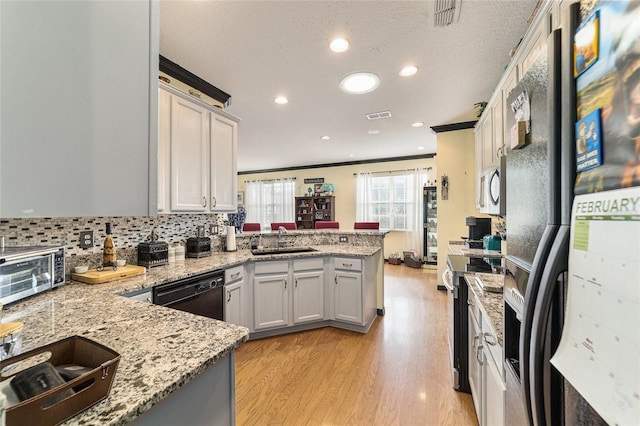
251;247;317;255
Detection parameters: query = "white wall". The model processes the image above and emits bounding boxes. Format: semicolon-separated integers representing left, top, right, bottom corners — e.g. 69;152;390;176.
436;129;480;285
238;157;437;258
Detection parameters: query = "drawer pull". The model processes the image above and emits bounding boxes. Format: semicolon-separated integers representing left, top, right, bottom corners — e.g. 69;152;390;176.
342;263;352;268
483;332;497;346
467;299;474;306
231;272;240;279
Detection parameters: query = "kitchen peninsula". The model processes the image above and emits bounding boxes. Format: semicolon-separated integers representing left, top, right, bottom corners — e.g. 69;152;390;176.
0;230;386;425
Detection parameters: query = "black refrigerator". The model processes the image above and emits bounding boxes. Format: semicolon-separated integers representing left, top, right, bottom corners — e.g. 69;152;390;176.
504;1;639;425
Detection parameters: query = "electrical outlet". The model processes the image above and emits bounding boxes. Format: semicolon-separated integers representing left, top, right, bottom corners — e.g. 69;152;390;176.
79;231;94;248
339;236;348;243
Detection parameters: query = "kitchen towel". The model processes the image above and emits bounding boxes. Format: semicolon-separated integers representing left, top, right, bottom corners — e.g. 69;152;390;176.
226;226;236;251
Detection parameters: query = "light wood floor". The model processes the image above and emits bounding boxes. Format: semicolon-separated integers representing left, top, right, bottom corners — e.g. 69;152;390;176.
235;264;477;425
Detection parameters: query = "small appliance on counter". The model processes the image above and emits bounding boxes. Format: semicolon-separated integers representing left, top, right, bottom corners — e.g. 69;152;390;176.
0;245;65;306
463;216;491;248
482;233;502;251
186;226;211;258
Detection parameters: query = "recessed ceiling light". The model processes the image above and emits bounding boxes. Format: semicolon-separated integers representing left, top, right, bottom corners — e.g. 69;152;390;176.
339;72;380;94
368;129;380;135
417;146;425;150
330;38;349;53
411;122;425;128
399;65;418;77
321;135;331;140
274;96;288;104
348;154;355;158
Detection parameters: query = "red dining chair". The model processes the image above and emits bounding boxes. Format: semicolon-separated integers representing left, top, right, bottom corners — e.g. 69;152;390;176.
354;221;380;230
270;222;297;231
242;223;261;232
315;221;340;229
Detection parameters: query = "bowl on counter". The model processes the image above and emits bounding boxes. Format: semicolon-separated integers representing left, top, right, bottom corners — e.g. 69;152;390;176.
73;266;89;274
116;259;127;267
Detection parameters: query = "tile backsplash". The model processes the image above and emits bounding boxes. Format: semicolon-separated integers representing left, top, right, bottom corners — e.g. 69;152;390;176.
0;214;227;272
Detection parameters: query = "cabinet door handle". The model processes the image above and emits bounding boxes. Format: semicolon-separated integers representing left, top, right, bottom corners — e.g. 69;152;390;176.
212;196;217;207
203;196;207;208
227;290;231;302
284;279;287;289
335;275;338;285
295;277;298;288
467;299;474;306
483;332;497;346
476;346;484;365
472;334;480;350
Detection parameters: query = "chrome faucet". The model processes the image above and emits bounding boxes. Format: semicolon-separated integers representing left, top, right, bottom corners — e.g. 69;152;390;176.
278;226;287;248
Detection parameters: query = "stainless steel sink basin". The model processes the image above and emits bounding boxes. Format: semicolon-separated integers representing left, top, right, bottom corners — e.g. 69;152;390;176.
251;247;317;255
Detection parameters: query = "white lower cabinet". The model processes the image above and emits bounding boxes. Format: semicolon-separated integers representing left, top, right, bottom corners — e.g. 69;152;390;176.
333;257;363;325
293;258;324;324
468;306;483;424
249;255;376;336
468;283;505;426
254;261;289;331
224;265;246;328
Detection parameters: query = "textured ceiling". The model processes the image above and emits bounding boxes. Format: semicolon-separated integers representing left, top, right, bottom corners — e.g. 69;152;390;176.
160;1;538;172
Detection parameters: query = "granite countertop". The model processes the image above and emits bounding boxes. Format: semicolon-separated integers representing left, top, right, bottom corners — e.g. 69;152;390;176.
464;273;504;346
1;244;381;424
76;245;381;296
448;241;503;259
1;286;248;426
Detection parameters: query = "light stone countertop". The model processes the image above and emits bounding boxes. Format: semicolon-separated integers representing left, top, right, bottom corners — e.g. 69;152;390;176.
75;245;381;296
464;273;504;346
448;241;503;259
1;244;381;425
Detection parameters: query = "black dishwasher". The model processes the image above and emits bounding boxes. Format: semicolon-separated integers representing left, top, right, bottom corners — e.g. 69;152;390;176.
153;270;224;320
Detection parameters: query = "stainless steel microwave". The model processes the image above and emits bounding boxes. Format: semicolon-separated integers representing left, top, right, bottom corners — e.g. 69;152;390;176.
478;156;506;216
0;246;65;306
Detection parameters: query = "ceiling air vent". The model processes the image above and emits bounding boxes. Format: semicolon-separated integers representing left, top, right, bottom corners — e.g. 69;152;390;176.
366;111;392;120
433;0;462;27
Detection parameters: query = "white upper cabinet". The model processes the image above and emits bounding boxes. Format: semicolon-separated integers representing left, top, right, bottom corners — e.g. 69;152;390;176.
0;1;158;218
159;83;240;214
210;114;238;212
170;95;209;212
158;88;172;212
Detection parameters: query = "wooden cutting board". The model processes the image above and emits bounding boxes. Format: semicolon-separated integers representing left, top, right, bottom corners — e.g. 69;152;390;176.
72;265;146;284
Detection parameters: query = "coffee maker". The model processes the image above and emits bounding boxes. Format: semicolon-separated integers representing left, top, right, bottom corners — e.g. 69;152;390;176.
464;216;491;249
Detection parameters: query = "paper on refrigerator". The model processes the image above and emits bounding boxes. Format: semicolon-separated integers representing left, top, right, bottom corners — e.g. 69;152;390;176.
551;186;640;425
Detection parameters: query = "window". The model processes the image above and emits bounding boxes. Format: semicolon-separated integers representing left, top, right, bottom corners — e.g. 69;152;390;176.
244;179;295;227
356;171;426;232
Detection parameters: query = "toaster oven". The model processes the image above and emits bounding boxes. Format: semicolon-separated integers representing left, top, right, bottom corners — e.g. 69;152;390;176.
0;246;65;306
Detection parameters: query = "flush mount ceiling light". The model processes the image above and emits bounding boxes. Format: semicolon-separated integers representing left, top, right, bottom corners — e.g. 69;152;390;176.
274;96;288;104
411;122;425;128
368;129;380;134
321;135;331;140
330;38;349;53
417;146;425;150
348;154;355;158
340;72;380;94
399;65;418;77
